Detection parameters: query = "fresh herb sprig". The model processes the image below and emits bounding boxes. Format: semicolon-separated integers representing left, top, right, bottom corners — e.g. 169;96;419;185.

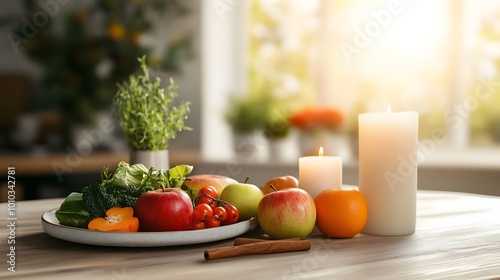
113;55;191;151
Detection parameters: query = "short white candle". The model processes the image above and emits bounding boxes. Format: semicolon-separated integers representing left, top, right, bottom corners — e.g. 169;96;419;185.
299;147;342;199
358;105;418;236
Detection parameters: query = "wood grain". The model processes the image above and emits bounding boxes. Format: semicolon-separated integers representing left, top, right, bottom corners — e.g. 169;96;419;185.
0;191;499;279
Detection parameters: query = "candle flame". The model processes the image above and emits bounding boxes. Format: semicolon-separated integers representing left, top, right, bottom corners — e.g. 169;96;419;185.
387;104;392;113
319;147;324;156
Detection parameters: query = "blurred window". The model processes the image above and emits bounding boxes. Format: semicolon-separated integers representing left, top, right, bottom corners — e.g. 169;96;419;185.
248;0;500;149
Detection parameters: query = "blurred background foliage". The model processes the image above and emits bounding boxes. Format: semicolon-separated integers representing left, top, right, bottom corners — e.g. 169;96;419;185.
14;0;192;126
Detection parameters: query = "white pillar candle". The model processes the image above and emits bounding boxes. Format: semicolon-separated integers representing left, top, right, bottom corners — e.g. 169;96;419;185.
358;106;418;236
299;147;342;199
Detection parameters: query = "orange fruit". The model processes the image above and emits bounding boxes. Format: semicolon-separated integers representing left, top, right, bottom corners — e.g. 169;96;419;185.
314;189;367;238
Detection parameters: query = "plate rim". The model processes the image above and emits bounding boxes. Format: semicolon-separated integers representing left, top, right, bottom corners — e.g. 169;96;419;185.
41;208;258;247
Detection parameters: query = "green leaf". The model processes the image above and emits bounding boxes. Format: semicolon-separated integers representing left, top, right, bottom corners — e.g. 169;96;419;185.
55;192;91;228
168;164;193;188
168;164;193;179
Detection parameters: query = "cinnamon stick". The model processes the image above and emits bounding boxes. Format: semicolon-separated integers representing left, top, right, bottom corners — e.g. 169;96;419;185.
204;239;311;261
233;237;301;246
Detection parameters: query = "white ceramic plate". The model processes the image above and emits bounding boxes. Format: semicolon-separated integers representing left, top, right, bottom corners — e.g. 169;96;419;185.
41;209;258;247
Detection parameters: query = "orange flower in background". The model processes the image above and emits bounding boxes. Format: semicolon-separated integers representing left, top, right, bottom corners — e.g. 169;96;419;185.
317;108;344;129
108;22;125;40
289;107;344;131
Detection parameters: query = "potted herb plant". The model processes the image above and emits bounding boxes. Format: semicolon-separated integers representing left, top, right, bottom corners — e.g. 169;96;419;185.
113;55;190;169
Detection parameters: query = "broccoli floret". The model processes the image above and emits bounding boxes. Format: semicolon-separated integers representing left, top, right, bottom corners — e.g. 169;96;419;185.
82;183;119;219
82;183;147;218
106;185;142;208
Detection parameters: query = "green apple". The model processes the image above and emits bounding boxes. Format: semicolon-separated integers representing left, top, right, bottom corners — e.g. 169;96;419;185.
220;182;264;221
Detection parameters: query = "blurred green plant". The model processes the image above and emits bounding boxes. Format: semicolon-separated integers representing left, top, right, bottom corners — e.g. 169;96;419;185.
264;110;290;140
225;80;293;139
225;93;272;135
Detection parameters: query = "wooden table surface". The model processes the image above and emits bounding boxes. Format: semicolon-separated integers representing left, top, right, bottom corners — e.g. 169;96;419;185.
1;190;499;280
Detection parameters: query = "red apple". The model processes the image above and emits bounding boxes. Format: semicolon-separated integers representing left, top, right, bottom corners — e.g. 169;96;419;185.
261;175;299;195
135;188;193;232
257;188;316;239
183;174;238;198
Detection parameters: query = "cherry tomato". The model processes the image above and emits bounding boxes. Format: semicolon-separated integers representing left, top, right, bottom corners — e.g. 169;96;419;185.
206;215;221;228
198;185;218;198
193;203;213;223
213;206;227;222
197;195;217;208
191;221;206;230
221;203;239;225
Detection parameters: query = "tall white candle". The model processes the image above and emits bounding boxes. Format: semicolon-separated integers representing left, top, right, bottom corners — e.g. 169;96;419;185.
358;106;418;236
299;147;342;199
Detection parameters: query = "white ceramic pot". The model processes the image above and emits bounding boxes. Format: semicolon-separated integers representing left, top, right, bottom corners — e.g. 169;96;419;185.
233;132;268;162
268;135;299;163
129;150;169;170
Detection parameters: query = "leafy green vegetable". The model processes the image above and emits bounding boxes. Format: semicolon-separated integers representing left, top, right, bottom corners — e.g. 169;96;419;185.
82;183;119;219
55;192;91;228
101;161;149;189
82;183;144;219
101;161;192;191
113;55;191;151
55;163;194;225
110;185;143;207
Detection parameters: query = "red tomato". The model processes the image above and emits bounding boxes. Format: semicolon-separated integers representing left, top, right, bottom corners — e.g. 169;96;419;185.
196;195;217;208
221;203;239;225
198;185;218;199
206;215;221;228
193;203;213;223
213;207;227;222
